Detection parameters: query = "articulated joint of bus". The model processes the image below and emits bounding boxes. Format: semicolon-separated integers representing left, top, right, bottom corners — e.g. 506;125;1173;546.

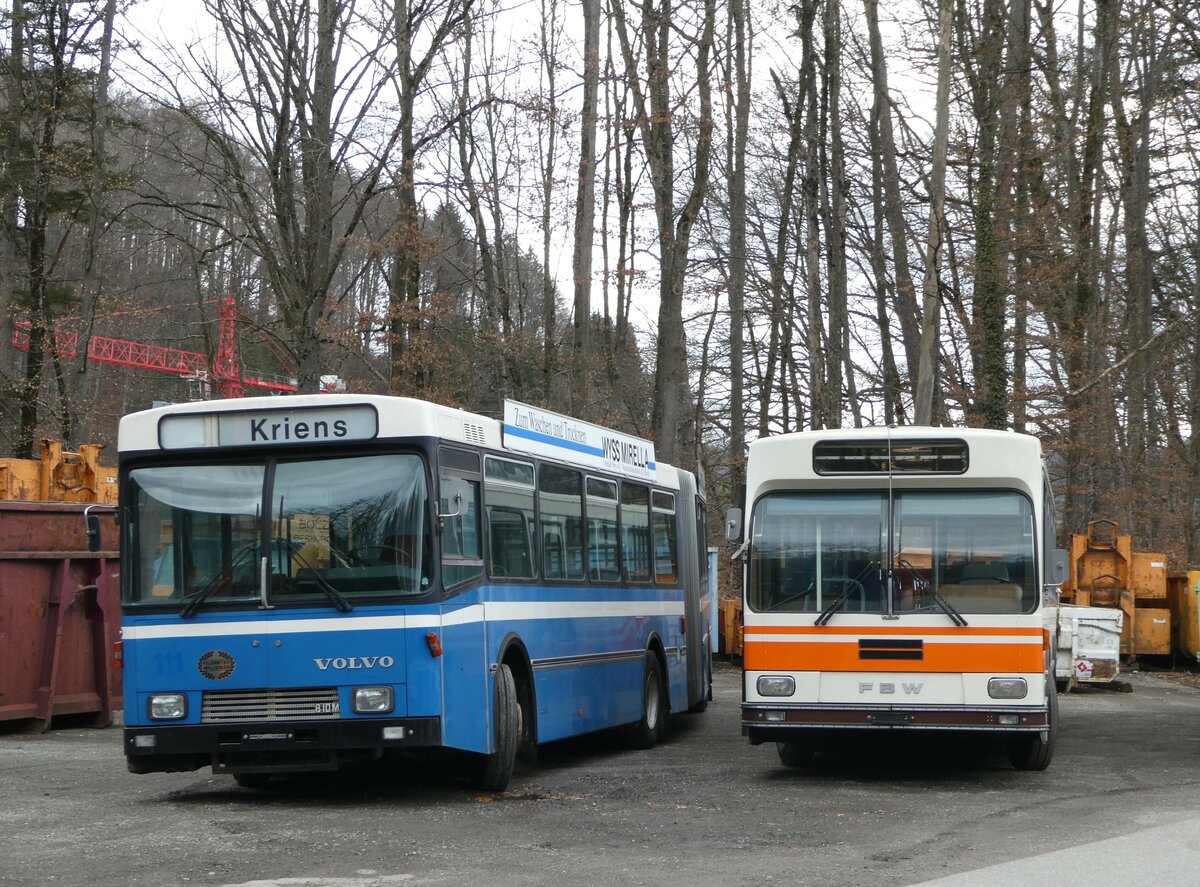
741;703;1048;745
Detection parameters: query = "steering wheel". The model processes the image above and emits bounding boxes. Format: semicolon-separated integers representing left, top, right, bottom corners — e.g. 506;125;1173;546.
360;544;415;568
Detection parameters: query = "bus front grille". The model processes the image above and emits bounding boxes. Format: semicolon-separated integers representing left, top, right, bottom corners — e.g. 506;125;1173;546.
201;688;341;723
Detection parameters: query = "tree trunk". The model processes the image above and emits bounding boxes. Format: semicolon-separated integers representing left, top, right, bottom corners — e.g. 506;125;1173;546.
913;0;953;425
68;0;117;444
864;0;921;397
727;0;750;483
612;0;715;466
571;0;600;415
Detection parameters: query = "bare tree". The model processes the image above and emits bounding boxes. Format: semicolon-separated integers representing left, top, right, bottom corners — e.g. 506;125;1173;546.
726;0;750;481
913;0;953;424
611;0;715;466
389;0;472;392
570;0;600;414
137;0;407;393
68;0;116;443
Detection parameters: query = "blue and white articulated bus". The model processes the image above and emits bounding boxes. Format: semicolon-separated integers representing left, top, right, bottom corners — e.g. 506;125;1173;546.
117;395;711;789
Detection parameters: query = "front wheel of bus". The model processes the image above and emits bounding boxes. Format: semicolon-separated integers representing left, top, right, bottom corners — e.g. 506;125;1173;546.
474;663;518;792
1007;680;1058;771
777;739;816;768
233;772;271;789
628;654;665;750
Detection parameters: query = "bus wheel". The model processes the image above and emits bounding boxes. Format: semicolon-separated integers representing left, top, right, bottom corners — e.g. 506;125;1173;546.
688;658;710;713
515;674;538;767
777;740;816;768
474;664;518;792
233;773;271;789
628;653;665;750
1007;680;1058;771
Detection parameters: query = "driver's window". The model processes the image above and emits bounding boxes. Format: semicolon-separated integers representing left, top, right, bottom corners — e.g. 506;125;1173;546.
440;447;483;589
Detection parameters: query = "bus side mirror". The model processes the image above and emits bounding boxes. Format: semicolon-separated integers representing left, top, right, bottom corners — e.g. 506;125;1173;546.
84;504;116;552
86;514;102;552
1051;548;1069;585
725;508;743;543
438;478;471;526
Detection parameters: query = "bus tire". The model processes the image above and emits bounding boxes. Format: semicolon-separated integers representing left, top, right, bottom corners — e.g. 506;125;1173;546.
628;653;665;750
233;772;271;789
688;658;710;713
777;739;816;768
474;664;518;791
513;664;538;767
1007;680;1058;771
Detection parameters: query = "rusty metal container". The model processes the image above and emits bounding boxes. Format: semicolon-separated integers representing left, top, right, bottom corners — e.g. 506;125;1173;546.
1132;552;1168;602
0;501;121;730
1068;520;1132;608
1167;571;1200;662
1133;607;1171;656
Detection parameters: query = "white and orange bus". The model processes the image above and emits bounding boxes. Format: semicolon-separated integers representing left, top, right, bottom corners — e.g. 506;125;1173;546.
727;427;1067;770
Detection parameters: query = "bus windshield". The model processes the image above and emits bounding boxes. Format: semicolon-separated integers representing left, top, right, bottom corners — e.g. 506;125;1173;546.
748;490;1036;616
126;453;431;608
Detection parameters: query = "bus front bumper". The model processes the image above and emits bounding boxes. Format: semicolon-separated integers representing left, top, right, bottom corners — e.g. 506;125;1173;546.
742;703;1047;743
124;717;442;774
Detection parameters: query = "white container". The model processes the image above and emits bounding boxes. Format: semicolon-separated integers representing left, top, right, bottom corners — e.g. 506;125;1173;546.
1051;605;1123;689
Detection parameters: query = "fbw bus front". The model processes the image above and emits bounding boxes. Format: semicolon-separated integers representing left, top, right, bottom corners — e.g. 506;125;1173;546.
117;395;711;789
728;427;1065;771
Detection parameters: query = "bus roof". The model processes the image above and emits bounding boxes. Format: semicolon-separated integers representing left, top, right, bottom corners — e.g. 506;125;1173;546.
745;426;1044;497
118;394;683;489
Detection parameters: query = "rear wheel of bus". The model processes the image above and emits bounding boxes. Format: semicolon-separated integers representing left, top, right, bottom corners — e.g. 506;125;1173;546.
474;663;519;791
1007;679;1058;771
627;652;666;749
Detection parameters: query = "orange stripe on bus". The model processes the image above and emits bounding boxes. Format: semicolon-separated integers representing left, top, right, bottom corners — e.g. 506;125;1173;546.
743;640;1043;673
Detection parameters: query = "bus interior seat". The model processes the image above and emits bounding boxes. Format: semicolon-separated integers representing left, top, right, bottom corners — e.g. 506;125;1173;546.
939;562;1021;613
959;561;1010;584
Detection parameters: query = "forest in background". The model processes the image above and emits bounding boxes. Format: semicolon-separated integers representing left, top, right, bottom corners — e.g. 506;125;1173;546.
2;0;1199;563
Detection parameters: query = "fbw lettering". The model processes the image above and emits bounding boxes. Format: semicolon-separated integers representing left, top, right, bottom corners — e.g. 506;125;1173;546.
250;417;348;442
858;682;923;695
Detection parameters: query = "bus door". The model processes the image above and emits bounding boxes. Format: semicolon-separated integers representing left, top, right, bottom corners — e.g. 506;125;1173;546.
437;449;489;753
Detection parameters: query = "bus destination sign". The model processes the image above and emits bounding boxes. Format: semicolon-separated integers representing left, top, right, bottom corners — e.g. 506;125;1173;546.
159;404;378;449
502;400;656;479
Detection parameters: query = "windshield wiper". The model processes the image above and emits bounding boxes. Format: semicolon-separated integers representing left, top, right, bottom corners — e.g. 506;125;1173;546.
814;562;878;626
814;576;868;626
895;557;968;626
180;543;257;618
290;547;353;613
926;586;968;627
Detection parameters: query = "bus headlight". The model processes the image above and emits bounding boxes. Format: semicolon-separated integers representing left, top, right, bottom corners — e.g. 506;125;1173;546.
353;686;394;714
988;678;1028;699
757;676;796;697
148;693;187;720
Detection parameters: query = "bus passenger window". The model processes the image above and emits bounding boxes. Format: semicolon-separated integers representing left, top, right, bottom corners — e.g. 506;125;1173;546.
652;491;677;584
485;457;537;580
621;483;651;581
540;465;585;581
587;477;619;581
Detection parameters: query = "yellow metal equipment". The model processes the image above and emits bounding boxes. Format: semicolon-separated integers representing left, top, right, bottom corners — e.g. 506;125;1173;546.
1063;520;1171;657
0;439;117;504
1167;571;1200;663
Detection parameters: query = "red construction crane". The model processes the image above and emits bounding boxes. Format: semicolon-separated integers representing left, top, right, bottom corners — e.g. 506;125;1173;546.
11;296;297;398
